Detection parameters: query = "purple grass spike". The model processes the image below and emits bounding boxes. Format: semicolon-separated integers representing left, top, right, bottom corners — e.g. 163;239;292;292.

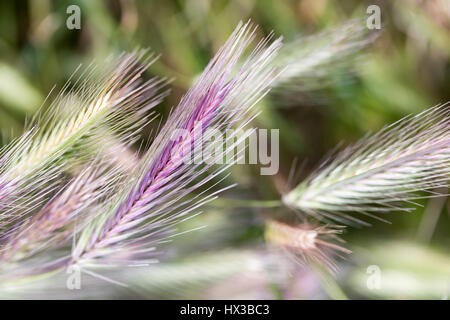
72;21;283;266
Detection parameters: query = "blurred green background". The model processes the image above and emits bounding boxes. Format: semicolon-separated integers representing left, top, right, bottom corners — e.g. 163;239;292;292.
0;0;449;299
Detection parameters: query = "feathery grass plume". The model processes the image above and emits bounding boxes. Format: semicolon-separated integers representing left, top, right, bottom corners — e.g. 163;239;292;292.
283;103;450;226
265;219;350;274
0;168;131;285
0;164;120;265
53;90;151;175
271;19;379;92
0;51;166;234
72;21;283;267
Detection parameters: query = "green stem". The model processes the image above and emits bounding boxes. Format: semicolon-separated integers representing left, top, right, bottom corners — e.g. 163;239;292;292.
209;198;283;208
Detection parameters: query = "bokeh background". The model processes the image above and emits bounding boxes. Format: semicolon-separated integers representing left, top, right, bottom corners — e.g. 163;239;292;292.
0;0;449;299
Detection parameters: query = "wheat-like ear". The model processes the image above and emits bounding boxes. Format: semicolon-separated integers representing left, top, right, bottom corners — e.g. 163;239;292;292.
0;163;121;263
5;51;160;178
0;51;166;233
271;19;379;93
71;21;283;267
283;103;450;226
265;219;350;275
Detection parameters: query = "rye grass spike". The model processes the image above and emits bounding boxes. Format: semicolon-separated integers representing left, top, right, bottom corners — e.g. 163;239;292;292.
265;219;350;274
0;164;120;264
283;103;450;225
271;19;379;92
72;21;283;266
0;52;166;234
